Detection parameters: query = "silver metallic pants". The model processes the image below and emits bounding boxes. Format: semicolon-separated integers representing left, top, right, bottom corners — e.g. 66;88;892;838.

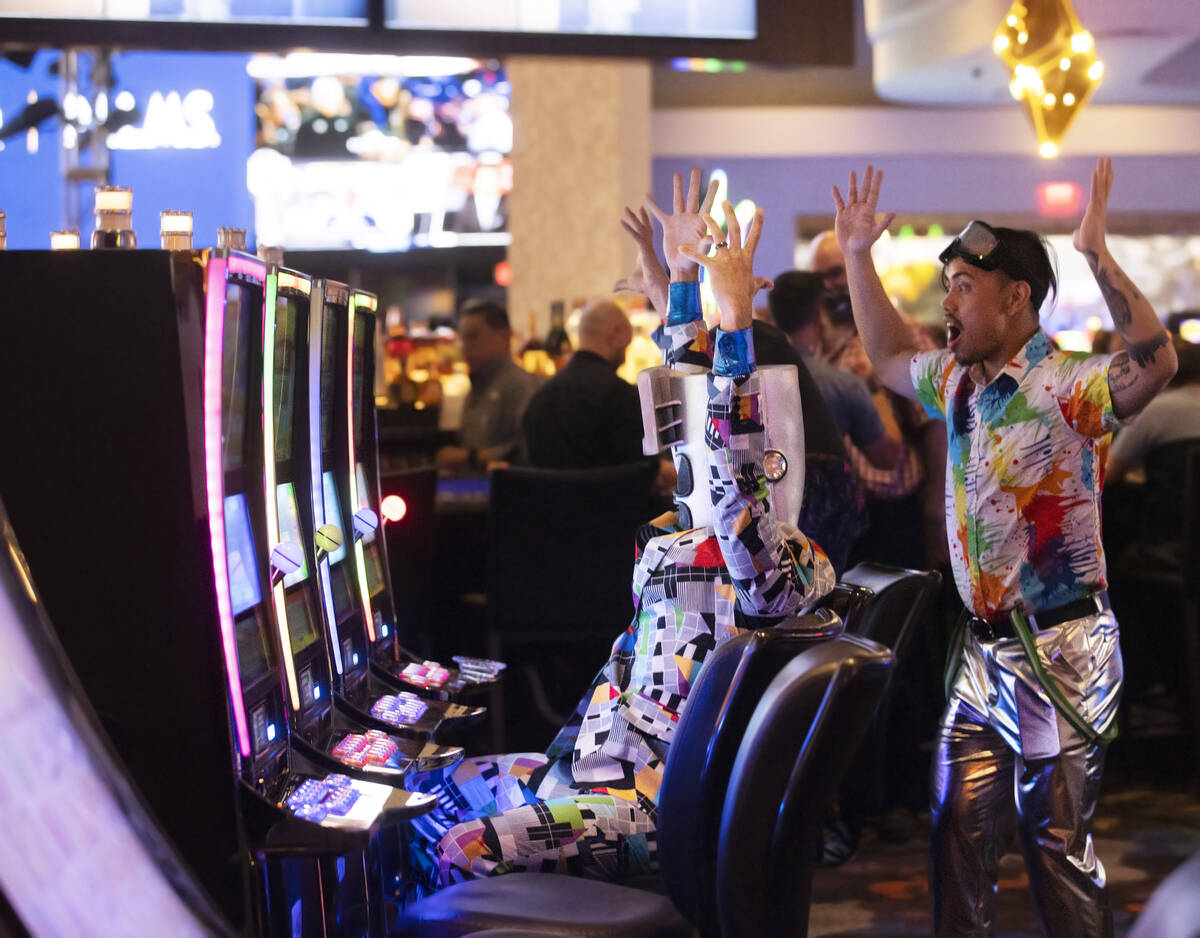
931;609;1123;937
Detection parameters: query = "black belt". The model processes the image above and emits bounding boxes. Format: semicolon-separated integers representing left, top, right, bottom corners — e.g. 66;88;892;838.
967;590;1110;643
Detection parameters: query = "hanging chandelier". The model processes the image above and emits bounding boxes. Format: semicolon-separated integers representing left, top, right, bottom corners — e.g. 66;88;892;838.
993;0;1104;158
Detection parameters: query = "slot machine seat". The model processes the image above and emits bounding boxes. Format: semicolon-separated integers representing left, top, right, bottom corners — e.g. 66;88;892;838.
830;562;943;822
395;632;891;938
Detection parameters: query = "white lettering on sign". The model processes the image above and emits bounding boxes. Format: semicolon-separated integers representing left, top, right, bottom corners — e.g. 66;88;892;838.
107;90;221;151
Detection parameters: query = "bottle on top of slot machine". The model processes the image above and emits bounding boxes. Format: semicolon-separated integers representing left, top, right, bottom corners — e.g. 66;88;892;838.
92;185;137;250
159;210;194;251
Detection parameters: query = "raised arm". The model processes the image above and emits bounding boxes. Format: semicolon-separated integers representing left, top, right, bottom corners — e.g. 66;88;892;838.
1074;158;1177;418
832;166;918;400
614;204;669;316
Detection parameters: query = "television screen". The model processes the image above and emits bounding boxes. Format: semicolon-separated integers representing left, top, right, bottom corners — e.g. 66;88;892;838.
272;296;301;463
275;482;309;588
247;53;512;252
0;0;367;24
221;281;256;474
384;0;755;38
223;493;262;615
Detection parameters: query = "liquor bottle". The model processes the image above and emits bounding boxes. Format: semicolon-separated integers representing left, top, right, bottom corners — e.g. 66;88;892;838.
91;186;136;250
159;210;194;251
217;227;246;251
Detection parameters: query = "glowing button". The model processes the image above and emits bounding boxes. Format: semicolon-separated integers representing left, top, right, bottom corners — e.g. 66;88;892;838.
313;685;322;700
381;625;389;638
763;450;788;482
352;653;360;666
381;494;408;523
267;723;277;742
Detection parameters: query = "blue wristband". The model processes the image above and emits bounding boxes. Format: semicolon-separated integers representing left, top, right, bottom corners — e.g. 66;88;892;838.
666;281;702;325
713;327;755;377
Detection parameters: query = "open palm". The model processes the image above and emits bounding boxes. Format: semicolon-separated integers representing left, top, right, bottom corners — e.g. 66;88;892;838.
832;166;895;256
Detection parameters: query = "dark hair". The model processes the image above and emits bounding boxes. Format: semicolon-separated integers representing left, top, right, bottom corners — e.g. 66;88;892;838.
458;299;510;332
768;270;824;334
940;225;1058;312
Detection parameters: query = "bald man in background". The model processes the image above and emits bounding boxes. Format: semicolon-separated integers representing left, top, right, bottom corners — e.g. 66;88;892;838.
811;230;859;364
522;297;646;470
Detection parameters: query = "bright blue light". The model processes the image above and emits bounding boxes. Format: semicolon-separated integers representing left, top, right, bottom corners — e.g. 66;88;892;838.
381;625;389;637
671;57;691;71
352;653;360;666
313;685;321;700
267;723;277;742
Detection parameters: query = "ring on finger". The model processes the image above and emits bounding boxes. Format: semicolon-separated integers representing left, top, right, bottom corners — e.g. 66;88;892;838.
713;241;729;249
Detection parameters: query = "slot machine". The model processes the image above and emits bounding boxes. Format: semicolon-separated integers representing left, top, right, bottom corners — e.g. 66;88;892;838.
0;246;434;937
261;266;462;779
347;290;506;698
0;495;234;938
308;280;486;737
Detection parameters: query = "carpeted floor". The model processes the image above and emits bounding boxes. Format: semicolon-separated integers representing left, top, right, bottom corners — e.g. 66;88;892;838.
808;752;1200;936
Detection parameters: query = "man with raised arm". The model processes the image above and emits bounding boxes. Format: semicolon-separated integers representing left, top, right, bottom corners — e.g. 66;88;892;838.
833;159;1176;938
407;172;833;889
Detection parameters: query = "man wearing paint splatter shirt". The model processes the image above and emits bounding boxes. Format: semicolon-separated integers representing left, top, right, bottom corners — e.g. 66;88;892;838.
834;160;1176;938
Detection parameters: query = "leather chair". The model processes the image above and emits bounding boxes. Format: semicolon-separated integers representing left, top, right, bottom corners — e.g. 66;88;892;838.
395;632;891;938
834;562;943;820
716;634;894;938
485;461;658;747
814;581;873;633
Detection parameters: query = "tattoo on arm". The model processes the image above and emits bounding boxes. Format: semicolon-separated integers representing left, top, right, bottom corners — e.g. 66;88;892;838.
1126;331;1168;368
1083;249;1145;332
1108;353;1138;392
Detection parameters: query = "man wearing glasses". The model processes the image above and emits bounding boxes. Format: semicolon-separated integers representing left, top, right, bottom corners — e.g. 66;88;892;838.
833;159;1177;937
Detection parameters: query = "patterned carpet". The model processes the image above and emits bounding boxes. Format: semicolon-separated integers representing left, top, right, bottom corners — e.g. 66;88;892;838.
808;754;1200;936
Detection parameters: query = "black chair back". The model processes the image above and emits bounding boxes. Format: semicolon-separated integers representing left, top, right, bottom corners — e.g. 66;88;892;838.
839;562;942;665
815;581;873;632
379;464;439;653
716;635;894;938
487;462;658;641
657;610;843;930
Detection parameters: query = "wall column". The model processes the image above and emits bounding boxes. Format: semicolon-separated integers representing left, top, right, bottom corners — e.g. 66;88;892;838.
506;56;651;339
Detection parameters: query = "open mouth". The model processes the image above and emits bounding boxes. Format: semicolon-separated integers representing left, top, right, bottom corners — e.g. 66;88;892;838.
945;321;962;345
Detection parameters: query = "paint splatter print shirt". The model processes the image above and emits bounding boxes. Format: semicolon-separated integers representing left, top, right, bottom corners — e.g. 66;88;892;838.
911;329;1119;623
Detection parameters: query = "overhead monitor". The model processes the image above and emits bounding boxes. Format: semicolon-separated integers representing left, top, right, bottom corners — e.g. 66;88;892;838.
247;53;512;252
384;0;755;39
0;0;367;24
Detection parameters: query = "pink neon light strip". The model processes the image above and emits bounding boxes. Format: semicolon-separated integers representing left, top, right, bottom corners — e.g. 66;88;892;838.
203;255;252;758
227;252;265;281
346;297;375;642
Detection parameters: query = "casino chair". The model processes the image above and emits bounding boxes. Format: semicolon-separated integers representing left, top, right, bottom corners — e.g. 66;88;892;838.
394;632;892;938
484;461;658;749
823;562;943;825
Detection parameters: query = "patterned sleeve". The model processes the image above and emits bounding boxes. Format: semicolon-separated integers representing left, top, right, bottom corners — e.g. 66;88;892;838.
910;349;954;420
1055;352;1120;438
657;280;713;372
708;327;833;617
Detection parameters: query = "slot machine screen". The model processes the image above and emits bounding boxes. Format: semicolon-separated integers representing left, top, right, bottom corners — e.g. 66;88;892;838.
352;314;369;450
223;494;262;616
354;461;377;543
319;306;340;455
272;296;301;463
322;471;354;617
275;482;310;588
221;282;257;474
235;615;272;686
284;592;321;657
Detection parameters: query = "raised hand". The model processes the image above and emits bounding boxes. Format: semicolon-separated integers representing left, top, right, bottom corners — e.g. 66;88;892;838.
645;168;720;279
832;166;896;256
614;205;669;313
1074;157;1112;259
679;200;763;333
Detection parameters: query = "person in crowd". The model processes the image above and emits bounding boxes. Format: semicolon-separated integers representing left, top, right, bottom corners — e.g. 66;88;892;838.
833;158;1177;937
408;170;834;889
436;299;538;471
768;270;904;473
810;230;859;362
521;297;644;469
620;203;867;574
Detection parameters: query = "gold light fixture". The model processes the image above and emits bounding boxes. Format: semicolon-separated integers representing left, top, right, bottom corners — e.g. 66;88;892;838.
994;0;1103;158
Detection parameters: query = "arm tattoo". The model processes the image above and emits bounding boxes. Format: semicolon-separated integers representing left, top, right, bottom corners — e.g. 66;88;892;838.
1126;331;1168;368
1083;249;1142;331
1108;353;1138;392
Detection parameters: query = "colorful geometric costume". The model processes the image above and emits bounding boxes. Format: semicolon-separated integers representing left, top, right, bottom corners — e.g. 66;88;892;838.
409;282;834;888
913;329;1123;937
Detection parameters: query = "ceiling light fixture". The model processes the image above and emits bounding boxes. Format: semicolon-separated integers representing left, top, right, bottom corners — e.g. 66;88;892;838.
993;0;1104;159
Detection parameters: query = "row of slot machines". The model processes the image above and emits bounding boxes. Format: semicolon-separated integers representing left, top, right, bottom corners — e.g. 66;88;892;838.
0;245;503;936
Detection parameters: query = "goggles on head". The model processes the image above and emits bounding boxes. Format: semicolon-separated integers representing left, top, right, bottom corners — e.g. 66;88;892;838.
938;220;1006;271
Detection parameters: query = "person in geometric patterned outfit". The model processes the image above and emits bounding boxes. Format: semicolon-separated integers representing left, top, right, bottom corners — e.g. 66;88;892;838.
833;160;1178;938
407;174;835;890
